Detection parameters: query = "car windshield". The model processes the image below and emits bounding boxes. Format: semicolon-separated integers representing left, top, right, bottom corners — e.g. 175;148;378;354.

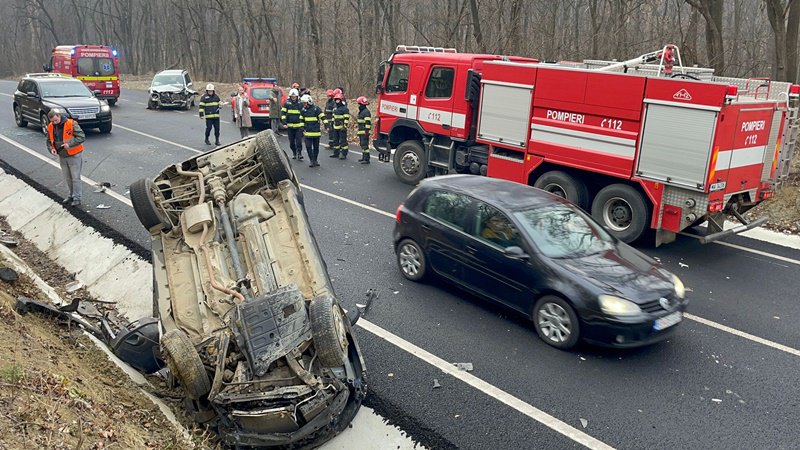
151;74;184;86
249;87;271;100
40;81;93;98
513;203;615;258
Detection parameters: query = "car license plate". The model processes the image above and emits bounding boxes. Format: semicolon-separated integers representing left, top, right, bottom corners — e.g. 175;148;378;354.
653;311;682;331
78;114;96;120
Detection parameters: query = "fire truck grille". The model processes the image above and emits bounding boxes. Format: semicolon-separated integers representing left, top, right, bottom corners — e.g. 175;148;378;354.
68;106;100;116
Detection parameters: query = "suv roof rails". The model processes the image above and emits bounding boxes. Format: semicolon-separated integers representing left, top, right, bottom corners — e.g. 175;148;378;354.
25;73;72;79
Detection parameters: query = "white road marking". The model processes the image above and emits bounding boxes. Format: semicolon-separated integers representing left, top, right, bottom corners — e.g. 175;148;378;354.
713;241;800;266
0;93;11;97
684;313;800;357
115;124;199;153
302;185;395;219
135;101;146;106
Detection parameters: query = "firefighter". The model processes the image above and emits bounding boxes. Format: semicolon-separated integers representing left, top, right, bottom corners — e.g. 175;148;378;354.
329;92;349;159
300;94;325;168
46;109;85;206
199;83;221;146
281;88;304;160
323;89;335;149
356;96;372;164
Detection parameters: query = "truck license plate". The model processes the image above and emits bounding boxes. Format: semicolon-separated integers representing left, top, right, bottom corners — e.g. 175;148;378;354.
653;311;682;331
78;114;96;120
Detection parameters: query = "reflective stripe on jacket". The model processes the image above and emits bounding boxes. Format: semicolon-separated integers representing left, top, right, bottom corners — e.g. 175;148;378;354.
324;98;335;118
301;105;325;137
281;99;304;128
199;93;221;119
48;118;85;156
357;107;372;135
332;103;349;130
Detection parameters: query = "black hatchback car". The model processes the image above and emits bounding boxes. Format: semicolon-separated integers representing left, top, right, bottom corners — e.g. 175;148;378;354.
13;73;112;134
393;175;687;349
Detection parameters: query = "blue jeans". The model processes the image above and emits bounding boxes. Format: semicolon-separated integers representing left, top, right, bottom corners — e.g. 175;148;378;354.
59;153;83;201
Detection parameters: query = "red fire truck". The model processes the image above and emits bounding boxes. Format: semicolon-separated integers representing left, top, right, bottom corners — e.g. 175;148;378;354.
374;45;799;246
45;45;120;105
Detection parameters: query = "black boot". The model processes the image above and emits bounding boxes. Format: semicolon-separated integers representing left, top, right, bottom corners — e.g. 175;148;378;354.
215;140;220;146
205;139;211;145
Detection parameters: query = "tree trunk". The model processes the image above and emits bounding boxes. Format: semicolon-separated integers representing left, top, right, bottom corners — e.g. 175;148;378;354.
467;0;486;52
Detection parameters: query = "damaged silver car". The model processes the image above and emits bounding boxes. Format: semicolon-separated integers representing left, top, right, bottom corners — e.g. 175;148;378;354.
130;129;366;448
147;69;197;110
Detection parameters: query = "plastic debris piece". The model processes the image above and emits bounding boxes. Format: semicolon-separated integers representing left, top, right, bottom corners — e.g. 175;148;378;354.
453;362;473;372
0;268;18;282
432;379;441;389
579;418;588;429
65;281;83;293
0;231;18;246
96;204;111;209
579;357;586;361
679;262;689;268
387;373;394;377
711;398;722;403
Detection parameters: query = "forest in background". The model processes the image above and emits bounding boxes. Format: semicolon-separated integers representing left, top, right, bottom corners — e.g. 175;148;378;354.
1;0;799;93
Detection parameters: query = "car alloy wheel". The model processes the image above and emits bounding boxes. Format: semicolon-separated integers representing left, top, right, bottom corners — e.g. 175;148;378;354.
397;239;426;281
533;296;580;349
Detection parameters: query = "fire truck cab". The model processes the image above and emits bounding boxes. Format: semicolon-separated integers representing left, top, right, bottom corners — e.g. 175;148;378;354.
375;45;799;246
45;45;120;105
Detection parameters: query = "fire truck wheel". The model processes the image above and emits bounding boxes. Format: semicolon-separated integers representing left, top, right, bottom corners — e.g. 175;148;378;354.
591;184;648;243
394;140;427;185
534;171;589;210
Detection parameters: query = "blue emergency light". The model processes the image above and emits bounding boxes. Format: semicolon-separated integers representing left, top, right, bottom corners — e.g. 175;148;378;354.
69;49;75;55
112;49;118;57
242;77;277;84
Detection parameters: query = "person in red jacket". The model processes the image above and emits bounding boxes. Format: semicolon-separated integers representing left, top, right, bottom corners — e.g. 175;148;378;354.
47;109;86;206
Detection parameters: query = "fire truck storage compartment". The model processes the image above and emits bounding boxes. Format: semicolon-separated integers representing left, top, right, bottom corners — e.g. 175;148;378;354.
478;80;533;148
636;103;717;190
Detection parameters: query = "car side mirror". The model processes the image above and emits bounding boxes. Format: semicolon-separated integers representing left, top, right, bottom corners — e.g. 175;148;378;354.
503;246;529;260
42;64;51;72
375;83;384;95
92;89;101;96
26;92;38;98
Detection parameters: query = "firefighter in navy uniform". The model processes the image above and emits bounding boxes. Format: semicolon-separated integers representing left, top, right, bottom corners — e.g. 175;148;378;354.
329;92;350;159
281;88;304;160
323;89;335;150
199;83;221;145
300;94;325;167
356;96;372;164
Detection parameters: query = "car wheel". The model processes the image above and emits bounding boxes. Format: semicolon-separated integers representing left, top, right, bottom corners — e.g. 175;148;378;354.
147;100;158;110
107;98;117;106
393;140;427;185
397;238;427;281
591;184;648;243
13;105;27;127
99;122;112;133
255;129;295;186
533;295;580;349
40;112;49;134
309;295;349;368
534;170;589;210
130;178;172;234
160;329;211;400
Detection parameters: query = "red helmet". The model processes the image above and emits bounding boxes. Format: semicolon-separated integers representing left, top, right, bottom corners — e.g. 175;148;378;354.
292;82;300;89
334;92;344;101
333;88;342;95
326;89;334;96
356;96;369;105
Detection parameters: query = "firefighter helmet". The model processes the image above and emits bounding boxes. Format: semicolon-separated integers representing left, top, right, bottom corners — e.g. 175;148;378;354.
356;96;369;105
326;89;334;96
333;88;342;96
292;82;300;89
205;83;215;91
289;88;299;97
301;94;313;104
334;92;344;101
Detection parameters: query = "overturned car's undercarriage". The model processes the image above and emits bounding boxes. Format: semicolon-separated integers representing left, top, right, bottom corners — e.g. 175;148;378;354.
131;130;366;448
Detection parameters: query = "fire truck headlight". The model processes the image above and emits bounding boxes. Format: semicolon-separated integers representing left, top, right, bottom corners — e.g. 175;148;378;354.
672;275;685;299
598;295;641;317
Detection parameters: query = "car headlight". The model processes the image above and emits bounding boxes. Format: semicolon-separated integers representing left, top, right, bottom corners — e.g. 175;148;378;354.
672;275;685;299
598;295;641;316
100;103;110;112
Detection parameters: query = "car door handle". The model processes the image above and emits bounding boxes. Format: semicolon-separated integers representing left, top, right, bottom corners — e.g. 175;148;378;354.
466;245;477;254
421;224;431;231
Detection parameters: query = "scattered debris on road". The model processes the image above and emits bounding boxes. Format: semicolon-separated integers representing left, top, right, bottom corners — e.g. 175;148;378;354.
96;204;111;209
432;379;441;389
453;363;473;372
679;262;689;268
65;280;83;293
580;418;588;428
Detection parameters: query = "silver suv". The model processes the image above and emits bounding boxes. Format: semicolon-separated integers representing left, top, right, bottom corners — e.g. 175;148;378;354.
147;69;196;110
131;130;366;447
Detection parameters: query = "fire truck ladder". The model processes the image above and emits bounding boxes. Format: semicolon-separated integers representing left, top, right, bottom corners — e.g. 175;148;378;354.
775;101;799;186
595;44;685;77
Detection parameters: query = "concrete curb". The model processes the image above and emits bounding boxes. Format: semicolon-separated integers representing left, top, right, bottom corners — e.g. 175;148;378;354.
0;168;151;321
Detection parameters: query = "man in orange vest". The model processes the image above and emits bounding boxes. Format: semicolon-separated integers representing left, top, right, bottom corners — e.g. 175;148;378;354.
47;109;86;206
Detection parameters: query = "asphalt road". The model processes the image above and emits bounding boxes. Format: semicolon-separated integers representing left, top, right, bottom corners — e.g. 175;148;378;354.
2;81;800;449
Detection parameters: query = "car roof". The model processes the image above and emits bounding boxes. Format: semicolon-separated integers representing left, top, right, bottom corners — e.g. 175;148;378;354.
31;77;84;84
156;70;186;75
417;175;560;211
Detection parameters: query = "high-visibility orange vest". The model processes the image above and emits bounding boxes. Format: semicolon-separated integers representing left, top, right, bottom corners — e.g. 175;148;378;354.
48;119;84;156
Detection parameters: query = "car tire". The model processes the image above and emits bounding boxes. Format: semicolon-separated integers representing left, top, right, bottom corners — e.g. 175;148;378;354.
99;122;112;134
107;98;117;106
160;329;211;400
591;184;648;243
534;171;589;210
40;112;49;135
393;140;427;185
309;295;349;368
397;238;427;281
255;129;294;185
13;105;27;127
130;178;171;234
533;295;580;350
147;100;157;110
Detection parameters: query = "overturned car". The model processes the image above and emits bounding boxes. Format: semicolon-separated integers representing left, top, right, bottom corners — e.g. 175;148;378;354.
130;130;366;448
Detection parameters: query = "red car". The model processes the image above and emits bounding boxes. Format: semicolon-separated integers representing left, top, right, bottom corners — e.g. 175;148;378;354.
230;78;284;128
